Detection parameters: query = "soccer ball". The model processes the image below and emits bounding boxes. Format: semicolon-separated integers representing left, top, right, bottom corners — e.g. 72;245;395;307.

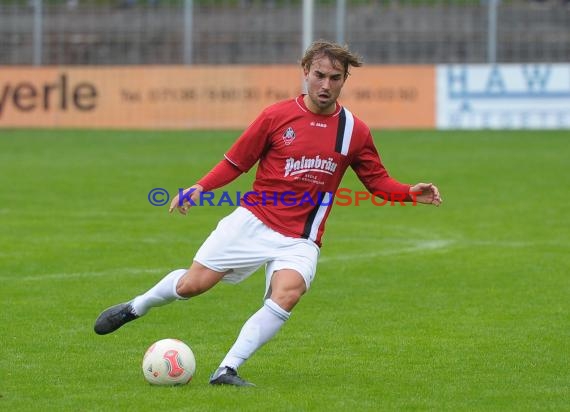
142;338;196;386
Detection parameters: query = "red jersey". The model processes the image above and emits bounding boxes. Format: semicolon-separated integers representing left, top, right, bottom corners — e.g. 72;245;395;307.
224;95;411;247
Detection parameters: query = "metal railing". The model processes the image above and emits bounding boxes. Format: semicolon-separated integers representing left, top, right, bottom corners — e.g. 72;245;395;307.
0;0;568;65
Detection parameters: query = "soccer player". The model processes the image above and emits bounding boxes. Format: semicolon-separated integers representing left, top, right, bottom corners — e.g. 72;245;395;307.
94;40;442;387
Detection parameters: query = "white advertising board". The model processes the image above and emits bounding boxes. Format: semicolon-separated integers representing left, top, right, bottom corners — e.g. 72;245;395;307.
437;64;570;129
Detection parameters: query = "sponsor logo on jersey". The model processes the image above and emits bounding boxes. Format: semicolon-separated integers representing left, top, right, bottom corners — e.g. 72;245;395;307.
284;155;338;177
282;126;296;145
310;121;327;128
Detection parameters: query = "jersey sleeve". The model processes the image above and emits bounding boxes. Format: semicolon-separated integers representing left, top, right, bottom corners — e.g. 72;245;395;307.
351;131;412;200
224;109;273;173
197;159;243;191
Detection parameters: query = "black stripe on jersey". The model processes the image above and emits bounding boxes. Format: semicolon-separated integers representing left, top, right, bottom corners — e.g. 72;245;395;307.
301;199;323;239
334;108;346;154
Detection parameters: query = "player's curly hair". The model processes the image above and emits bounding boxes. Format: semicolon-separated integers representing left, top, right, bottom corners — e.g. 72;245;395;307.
301;40;364;78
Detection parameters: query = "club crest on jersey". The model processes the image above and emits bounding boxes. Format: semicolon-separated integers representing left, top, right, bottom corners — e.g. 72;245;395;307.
282;127;296;145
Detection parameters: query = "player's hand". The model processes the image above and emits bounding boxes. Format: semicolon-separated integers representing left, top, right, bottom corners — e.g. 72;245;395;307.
169;184;204;215
410;183;442;206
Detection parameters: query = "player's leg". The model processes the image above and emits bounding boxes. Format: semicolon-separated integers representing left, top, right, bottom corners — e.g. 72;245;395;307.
94;207;260;336
210;236;318;387
93;262;225;335
133;261;226;314
209;269;306;387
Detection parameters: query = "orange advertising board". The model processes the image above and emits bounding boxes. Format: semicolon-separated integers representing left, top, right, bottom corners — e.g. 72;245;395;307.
0;66;434;129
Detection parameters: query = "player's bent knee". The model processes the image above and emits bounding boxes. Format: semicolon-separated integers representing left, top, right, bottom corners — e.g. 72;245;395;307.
269;269;307;311
175;268;224;298
269;289;304;312
175;277;200;298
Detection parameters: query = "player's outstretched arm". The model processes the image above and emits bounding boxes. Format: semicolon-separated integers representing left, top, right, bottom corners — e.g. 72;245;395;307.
410;183;442;206
169;184;204;215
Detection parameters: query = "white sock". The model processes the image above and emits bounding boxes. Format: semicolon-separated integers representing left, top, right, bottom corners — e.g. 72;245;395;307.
131;269;186;316
219;299;290;370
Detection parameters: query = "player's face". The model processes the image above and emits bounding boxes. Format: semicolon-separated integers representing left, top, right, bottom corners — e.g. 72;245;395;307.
303;56;346;115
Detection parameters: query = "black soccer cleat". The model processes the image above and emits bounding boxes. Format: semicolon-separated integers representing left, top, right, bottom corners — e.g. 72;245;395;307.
94;302;139;335
209;367;255;387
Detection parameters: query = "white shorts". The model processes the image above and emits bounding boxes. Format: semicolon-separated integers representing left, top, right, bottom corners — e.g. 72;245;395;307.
194;207;320;297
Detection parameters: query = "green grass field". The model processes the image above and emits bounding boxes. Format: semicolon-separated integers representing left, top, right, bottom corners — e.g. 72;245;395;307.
1;129;568;411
